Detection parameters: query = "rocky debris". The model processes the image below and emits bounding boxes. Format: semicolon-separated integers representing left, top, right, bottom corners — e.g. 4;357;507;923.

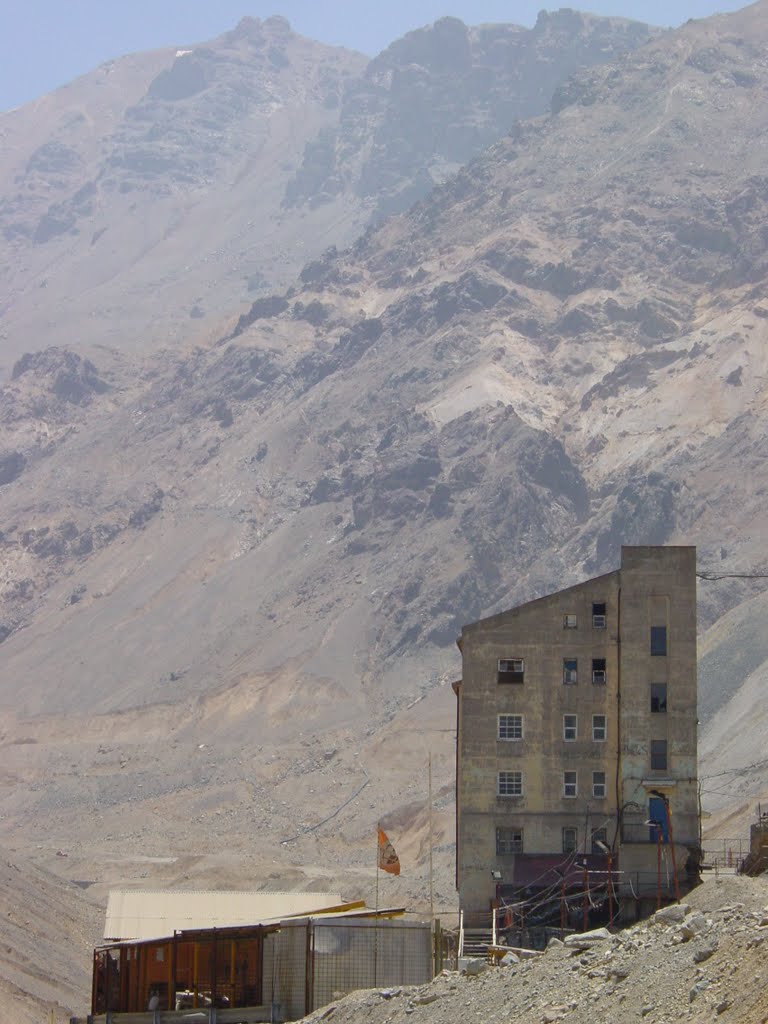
299;877;768;1024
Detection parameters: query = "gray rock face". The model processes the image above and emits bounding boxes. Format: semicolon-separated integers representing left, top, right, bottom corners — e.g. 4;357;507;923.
0;451;25;486
285;11;658;218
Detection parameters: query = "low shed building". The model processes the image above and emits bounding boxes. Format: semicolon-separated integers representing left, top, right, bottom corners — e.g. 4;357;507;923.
89;893;433;1022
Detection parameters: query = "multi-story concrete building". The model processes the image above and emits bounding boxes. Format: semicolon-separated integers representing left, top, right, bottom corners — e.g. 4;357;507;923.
454;546;700;925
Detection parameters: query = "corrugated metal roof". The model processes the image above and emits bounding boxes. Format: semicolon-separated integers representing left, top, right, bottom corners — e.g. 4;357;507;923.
104;889;343;941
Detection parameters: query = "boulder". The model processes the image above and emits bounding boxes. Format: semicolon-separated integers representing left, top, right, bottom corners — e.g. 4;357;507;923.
652;903;690;925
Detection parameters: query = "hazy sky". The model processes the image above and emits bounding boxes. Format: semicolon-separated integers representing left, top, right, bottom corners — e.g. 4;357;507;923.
0;0;752;113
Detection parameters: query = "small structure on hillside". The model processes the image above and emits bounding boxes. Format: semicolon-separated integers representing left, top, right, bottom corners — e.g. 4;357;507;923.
741;806;768;876
89;890;433;1021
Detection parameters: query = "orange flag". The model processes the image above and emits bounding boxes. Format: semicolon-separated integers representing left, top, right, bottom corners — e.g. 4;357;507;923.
377;827;401;875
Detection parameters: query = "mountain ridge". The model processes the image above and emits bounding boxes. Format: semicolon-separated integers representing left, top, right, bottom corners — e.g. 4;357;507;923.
2;5;768;1021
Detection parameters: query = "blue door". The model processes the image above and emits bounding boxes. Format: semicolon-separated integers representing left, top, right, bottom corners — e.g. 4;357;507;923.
648;797;669;843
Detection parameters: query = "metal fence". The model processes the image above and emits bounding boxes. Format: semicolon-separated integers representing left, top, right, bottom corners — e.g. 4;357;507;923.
701;837;748;868
264;919;433;1020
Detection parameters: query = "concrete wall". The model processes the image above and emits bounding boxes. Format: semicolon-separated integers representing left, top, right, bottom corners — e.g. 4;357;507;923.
457;571;621;915
618;546;699;883
456;546;700;917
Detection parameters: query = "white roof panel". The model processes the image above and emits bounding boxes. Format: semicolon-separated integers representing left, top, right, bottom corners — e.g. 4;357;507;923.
105;889;344;941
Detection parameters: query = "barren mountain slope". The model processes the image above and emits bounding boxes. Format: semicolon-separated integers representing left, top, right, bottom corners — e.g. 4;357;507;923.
0;848;102;1024
2;3;768;1021
0;12;658;377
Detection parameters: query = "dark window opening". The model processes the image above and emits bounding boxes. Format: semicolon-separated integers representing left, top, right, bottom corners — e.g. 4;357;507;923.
592;657;606;684
651;683;668;713
498;658;524;683
496;827;523;855
591;827;608;854
651;739;668;771
650;626;667;656
592;602;606;628
563;658;578;685
562;827;578;853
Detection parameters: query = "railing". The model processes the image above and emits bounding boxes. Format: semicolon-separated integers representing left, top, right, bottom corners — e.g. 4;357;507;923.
86;1009;271;1024
701;837;748;868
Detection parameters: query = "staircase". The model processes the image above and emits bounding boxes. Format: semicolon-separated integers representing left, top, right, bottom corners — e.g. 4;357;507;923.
461;927;494;959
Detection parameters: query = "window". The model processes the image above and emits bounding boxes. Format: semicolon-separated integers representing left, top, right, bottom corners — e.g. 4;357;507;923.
592;714;606;741
650;626;667;656
564;614;578;629
563;658;578;685
592;602;606;628
651;683;667;713
498;658;524;683
592;658;606;684
562;826;578;853
563;714;577;741
496;827;523;855
498;714;523;741
563;770;577;798
592;771;606;798
591;827;608;854
651;739;668;770
498;770;523;796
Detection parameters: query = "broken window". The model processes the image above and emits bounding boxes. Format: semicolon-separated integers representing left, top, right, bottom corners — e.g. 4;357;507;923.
592;715;607;741
651;683;667;713
496;827;523;855
592;602;606;628
563;658;578;685
592;771;606;798
498;658;524;683
651;739;668;771
591;827;608;854
592;658;607;684
498;714;523;741
563;714;577;741
498;771;523;797
563;614;578;629
650;626;667;656
563;770;577;798
562;827;578;853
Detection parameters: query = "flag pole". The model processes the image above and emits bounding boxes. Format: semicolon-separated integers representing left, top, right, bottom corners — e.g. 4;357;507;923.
428;754;434;928
375;822;380;986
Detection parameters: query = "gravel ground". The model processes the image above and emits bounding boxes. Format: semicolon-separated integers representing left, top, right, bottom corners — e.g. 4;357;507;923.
302;875;768;1024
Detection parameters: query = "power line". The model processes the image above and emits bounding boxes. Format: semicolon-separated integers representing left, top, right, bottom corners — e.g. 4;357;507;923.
699;756;768;781
696;571;768;580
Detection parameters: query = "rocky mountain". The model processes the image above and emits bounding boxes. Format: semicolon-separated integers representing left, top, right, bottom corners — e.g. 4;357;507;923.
0;11;658;377
3;3;768;1020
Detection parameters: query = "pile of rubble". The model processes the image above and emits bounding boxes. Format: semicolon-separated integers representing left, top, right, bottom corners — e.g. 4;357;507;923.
303;875;768;1024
